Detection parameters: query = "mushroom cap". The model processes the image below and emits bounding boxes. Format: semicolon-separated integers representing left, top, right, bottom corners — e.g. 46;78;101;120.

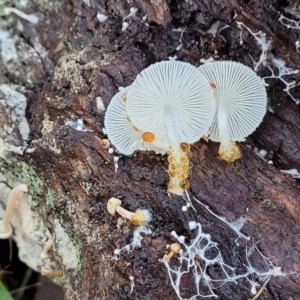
126;61;216;145
104;87;168;155
198;61;267;142
107;197;122;216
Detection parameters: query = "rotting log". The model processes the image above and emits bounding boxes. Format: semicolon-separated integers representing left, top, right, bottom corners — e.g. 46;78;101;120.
1;0;300;299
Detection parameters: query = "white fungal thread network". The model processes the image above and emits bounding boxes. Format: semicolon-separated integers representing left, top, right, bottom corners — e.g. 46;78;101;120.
237;21;300;104
163;198;296;300
114;226;152;255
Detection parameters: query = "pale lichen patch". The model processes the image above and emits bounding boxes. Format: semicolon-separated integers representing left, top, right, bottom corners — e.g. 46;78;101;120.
53;219;80;270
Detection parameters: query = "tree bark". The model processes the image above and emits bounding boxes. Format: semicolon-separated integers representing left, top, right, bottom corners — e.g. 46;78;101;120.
1;0;300;299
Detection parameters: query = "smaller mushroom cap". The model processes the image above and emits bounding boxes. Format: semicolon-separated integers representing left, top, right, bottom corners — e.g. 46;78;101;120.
198;61;267;142
104;87;168;155
169;243;181;254
126;61;216;145
107;197;122;216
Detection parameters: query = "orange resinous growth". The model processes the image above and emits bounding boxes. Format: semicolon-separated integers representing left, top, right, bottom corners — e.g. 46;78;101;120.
168;143;192;195
142;131;155;143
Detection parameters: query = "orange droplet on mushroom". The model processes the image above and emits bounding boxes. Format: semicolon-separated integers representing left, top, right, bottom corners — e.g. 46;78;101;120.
104;87;168;155
126;61;215;146
142;131;155;143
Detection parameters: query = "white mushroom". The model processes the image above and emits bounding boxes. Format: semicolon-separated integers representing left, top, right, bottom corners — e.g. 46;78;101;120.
104;87;169;155
198;61;267;162
126;61;216;147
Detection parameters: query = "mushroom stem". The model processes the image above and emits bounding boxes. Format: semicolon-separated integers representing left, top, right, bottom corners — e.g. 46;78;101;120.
40;268;63;277
164;104;179;148
218;96;230;148
41;239;54;259
218;96;241;162
115;206;134;220
116;206;150;226
0;184;28;239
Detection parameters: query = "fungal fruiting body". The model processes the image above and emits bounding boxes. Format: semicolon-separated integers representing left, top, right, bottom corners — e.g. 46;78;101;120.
104;87;168;155
198;61;267;162
163;243;181;263
107;197;152;226
124;61;216;194
167;143;192;195
0;184;28;239
217;95;242;162
126;61;216;145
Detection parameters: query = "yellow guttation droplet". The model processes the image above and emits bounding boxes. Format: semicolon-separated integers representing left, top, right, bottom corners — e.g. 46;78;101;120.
218;142;242;163
167;155;173;163
169;163;176;171
168;178;184;195
183;165;189;173
122;93;127;102
210;83;217;89
142;131;155;143
168;169;176;177
174;163;183;169
177;172;189;180
181;154;189;164
167;145;193;195
127;116;131;122
133;126;140;132
180;143;190;152
179;179;189;190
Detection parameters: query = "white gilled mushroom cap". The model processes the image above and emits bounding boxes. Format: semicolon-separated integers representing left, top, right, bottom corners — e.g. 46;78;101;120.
126;61;216;145
198;61;267;143
104;87;168;155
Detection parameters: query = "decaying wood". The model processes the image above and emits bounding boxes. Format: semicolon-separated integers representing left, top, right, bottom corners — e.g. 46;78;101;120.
1;0;300;299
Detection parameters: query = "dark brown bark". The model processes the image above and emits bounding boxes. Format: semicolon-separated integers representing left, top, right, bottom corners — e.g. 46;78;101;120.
2;0;300;299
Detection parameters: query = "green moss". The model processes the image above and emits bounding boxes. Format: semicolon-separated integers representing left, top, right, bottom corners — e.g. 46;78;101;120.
6;162;44;198
45;188;58;209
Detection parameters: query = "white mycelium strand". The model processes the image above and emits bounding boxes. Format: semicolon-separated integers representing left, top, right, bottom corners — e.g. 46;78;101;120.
127;61;215;144
104;87;168;155
198;61;267;142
